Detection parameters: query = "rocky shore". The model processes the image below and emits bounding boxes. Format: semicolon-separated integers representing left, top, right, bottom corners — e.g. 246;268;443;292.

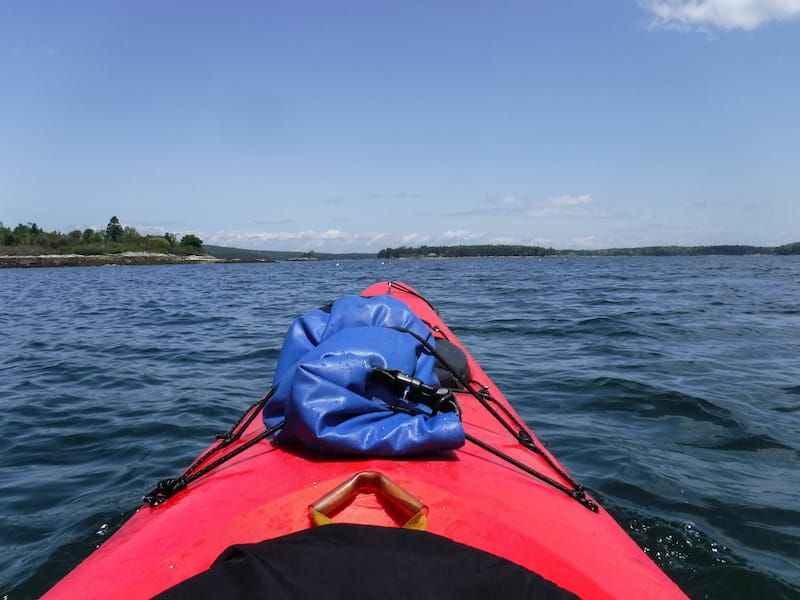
0;252;271;269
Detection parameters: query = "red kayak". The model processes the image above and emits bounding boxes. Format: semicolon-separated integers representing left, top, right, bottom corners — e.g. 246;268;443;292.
44;281;687;599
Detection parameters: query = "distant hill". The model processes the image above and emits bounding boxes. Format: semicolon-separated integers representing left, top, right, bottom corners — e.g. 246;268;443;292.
206;241;800;262
378;242;800;258
203;245;375;261
559;242;800;256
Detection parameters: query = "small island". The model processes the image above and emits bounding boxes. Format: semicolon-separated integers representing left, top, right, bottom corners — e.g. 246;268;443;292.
287;250;319;261
0;217;268;268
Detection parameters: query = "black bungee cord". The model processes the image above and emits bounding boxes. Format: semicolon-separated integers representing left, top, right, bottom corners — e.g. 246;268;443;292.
144;284;598;512
394;325;598;513
143;389;282;507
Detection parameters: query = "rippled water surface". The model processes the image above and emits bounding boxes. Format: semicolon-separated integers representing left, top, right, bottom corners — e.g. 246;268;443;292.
2;257;799;599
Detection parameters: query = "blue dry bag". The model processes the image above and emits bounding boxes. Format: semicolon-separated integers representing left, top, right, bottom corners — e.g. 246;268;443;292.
263;295;464;456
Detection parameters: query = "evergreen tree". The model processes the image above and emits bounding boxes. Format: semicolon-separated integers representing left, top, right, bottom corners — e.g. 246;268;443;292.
106;216;123;242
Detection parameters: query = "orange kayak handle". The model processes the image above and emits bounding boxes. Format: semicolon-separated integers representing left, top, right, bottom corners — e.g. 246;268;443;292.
309;471;428;530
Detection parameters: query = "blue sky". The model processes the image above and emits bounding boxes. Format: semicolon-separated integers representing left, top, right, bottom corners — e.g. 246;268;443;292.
2;1;799;252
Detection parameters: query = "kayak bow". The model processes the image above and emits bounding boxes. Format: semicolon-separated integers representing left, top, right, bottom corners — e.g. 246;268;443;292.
44;281;687;599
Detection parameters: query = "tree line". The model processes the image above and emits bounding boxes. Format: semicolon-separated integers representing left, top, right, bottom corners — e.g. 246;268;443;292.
378;242;800;258
559;243;800;256
0;216;205;256
377;244;557;259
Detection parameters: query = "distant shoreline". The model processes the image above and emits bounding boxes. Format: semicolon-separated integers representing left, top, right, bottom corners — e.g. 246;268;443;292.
4;241;800;269
378;242;800;259
0;253;272;269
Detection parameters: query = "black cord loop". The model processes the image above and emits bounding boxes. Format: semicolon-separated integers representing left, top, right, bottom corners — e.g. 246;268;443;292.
143;390;281;507
393;323;598;513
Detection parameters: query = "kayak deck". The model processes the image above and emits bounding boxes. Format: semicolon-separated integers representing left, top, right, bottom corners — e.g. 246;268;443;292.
44;281;687;599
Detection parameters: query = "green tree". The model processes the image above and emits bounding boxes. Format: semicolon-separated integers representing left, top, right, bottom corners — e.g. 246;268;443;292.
179;234;203;251
13;223;33;245
106;216;123;242
122;226;140;242
0;222;12;245
775;242;800;255
146;236;172;253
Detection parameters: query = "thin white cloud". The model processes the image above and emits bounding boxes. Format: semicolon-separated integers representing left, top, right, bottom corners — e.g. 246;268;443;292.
401;231;491;247
400;233;424;245
231;218;295;227
366;191;421;201
193;222;591;253
203;228;394;251
570;236;603;249
551;194;592;207
205;229;340;246
449;194;597;219
515;194;597;218
442;230;486;242
298;229;346;241
486;235;519;245
355;232;392;246
640;0;800;30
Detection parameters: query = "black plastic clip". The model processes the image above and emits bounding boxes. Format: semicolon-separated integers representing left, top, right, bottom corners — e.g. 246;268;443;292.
372;366;460;416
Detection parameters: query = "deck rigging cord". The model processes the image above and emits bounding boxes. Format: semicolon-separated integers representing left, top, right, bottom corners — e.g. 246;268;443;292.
144;285;597;512
393;326;598;513
143;389;282;506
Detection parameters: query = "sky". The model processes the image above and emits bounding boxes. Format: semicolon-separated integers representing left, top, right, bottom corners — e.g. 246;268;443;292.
1;1;799;253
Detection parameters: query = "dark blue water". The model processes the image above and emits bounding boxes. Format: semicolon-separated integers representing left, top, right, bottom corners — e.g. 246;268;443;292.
2;257;798;599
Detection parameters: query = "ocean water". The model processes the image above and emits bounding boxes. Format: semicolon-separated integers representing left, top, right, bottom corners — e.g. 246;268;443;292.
1;256;798;599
